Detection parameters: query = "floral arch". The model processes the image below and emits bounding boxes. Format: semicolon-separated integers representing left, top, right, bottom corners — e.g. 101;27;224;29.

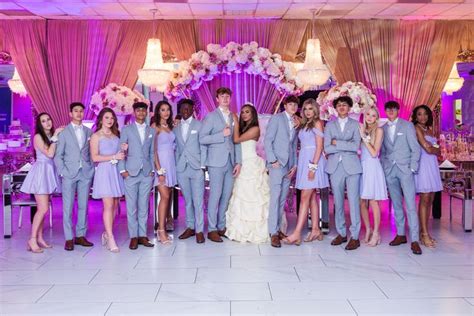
165;42;303;118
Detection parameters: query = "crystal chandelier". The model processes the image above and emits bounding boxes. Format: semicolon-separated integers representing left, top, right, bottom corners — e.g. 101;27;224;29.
137;9;171;92
297;9;331;88
443;62;464;95
8;67;27;96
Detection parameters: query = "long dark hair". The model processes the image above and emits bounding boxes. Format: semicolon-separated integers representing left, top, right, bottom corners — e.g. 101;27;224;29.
411;105;433;127
239;104;259;134
35;112;54;147
153;100;174;129
95;108;120;137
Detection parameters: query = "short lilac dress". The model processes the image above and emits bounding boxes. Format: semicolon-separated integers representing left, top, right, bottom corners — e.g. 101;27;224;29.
92;137;124;199
415;135;443;193
296;128;329;190
21;147;61;195
360;144;388;200
155;131;177;187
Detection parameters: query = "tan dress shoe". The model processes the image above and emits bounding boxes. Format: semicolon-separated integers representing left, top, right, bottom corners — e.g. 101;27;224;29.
179;228;196;240
196;232;205;244
218;228;227;237
271;234;281;248
345;238;360;250
74;237;94;247
208;231;223;242
411;242;422;255
138;237;155;247
129;238;138;250
331;234;348;246
389;235;407;246
64;240;74;251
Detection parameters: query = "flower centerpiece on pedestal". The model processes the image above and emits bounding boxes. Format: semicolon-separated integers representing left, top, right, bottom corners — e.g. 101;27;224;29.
90;83;149;126
317;81;377;121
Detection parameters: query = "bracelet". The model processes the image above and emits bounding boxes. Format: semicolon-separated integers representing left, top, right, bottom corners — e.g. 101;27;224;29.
110;154;118;165
50;136;58;143
157;168;167;176
308;162;318;171
432;144;440;149
362;135;371;143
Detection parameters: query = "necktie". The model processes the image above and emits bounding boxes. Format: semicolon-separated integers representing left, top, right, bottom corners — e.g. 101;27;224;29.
75;125;83;149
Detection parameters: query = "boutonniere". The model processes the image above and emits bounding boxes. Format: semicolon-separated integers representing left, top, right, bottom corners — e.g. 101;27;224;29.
87;137;91;142
148;134;153;138
397;132;403;136
191;130;198;134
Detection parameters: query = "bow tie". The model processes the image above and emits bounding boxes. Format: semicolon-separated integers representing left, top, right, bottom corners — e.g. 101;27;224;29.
74;125;82;131
387;121;396;127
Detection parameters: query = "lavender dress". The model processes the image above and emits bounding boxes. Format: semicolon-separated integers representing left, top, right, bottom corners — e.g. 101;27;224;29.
415;135;443;193
21;147;61;195
360;144;388;200
296;128;329;190
92;137;124;199
155;131;177;187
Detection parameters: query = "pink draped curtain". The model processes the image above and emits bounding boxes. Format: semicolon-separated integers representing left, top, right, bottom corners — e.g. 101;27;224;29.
193;73;281;119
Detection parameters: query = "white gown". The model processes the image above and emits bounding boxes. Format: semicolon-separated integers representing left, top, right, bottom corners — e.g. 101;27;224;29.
225;140;270;243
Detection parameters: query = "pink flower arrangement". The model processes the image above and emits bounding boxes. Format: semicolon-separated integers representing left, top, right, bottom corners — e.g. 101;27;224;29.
317;81;377;120
90;83;149;116
165;42;303;101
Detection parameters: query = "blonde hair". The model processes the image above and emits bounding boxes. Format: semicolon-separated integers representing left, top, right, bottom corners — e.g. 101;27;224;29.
300;98;320;130
363;106;380;146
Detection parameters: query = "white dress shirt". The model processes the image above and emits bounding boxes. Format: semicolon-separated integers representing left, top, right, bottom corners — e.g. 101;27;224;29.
181;117;193;142
219;106;231;125
136;121;146;144
338;117;348;133
387;118;398;142
284;111;294;139
71;122;84;149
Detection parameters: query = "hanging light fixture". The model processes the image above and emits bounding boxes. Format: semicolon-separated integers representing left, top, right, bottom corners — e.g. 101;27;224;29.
8;67;27;97
297;9;331;88
137;9;171;92
443;62;464;95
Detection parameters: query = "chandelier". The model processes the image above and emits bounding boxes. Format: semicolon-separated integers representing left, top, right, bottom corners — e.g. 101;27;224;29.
8;68;27;97
137;9;171;92
297;9;331;88
443;62;464;95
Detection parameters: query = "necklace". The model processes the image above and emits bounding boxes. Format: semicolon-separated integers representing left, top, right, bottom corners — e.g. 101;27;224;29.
420;125;428;132
103;130;112;135
160;123;168;128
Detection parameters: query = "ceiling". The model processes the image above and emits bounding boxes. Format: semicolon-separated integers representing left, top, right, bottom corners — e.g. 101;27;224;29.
0;0;472;20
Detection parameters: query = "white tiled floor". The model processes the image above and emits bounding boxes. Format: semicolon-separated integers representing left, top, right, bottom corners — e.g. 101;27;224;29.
0;196;473;315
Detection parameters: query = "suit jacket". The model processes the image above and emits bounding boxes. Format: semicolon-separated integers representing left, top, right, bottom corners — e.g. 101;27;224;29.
54;123;94;179
174;118;207;173
380;118;421;175
323;117;362;175
264;112;298;168
118;122;155;177
199;109;242;168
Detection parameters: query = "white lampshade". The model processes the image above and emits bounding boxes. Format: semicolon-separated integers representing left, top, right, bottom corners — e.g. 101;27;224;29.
8;68;27;96
297;39;331;87
443;63;464;95
138;38;171;92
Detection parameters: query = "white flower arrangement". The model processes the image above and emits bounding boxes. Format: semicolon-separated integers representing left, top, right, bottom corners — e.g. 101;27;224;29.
165;42;303;101
90;83;149;116
316;81;377;121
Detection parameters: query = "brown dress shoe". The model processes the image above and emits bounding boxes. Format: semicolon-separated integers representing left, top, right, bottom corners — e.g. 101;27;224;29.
389;235;407;246
271;234;281;248
278;231;287;240
74;237;94;247
64;240;74;251
331;234;348;246
218;228;227;237
179;228;196;240
129;238;138;250
196;232;205;244
411;242;422;255
208;231;223;242
345;238;360;250
138;237;155;247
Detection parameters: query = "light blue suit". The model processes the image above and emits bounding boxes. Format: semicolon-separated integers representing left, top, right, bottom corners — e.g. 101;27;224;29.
324;118;362;239
118;122;155;238
174;118;207;233
54;123;95;241
200;108;242;232
381;118;421;242
264;111;298;236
